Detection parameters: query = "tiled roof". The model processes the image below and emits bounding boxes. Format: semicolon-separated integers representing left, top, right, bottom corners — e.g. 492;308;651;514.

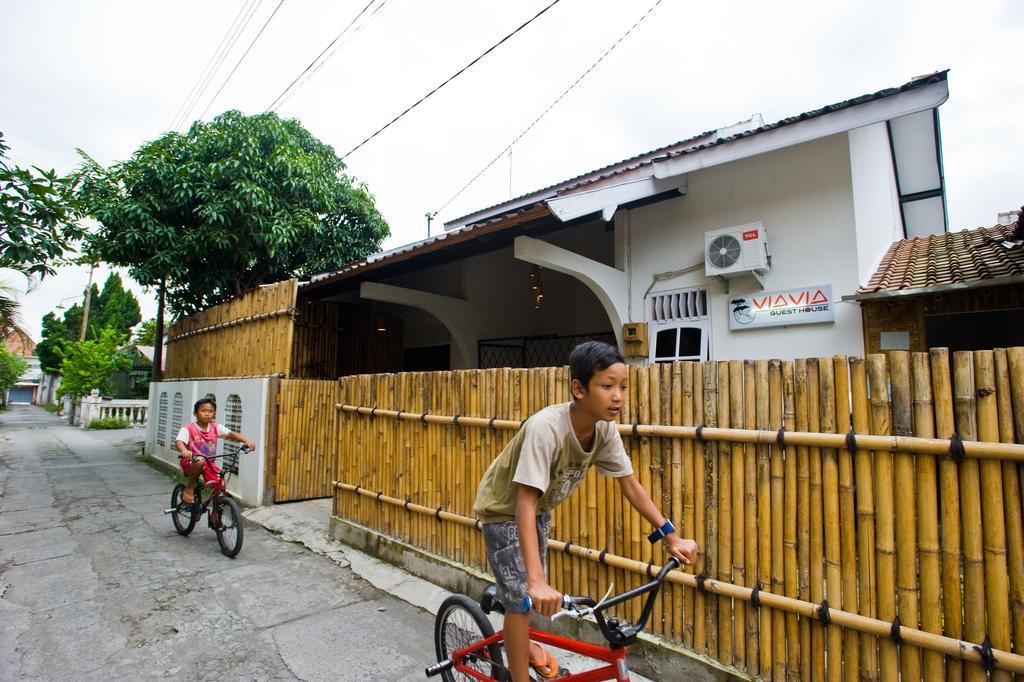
445;71;949;228
855;220;1024;299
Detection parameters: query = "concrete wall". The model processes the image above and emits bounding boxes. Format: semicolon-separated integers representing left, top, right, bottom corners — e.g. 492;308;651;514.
145;378;270;506
620;132;866;361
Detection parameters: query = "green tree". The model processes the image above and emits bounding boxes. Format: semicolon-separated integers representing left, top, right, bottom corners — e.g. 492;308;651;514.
35;273;141;373
132;318;162;345
0;132;83;278
76;110;389;374
0;346;29;408
55;328;130;401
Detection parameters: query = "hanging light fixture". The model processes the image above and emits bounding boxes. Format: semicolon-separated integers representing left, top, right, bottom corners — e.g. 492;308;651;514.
530;265;544;309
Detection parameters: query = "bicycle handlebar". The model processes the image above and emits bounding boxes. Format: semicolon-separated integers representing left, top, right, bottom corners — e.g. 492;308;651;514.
527;557;681;647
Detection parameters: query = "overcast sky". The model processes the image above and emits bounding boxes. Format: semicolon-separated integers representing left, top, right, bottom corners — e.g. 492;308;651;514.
2;0;1021;340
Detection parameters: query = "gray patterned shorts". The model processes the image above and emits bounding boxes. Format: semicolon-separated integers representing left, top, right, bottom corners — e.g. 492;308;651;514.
482;513;552;614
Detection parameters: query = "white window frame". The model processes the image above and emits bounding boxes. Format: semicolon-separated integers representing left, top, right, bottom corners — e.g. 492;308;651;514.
646;286;711;362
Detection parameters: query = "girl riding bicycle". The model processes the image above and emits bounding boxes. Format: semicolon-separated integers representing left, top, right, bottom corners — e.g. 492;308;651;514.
175;398;255;504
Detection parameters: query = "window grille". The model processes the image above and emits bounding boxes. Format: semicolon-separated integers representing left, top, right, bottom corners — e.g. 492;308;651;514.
156;393;168;447
479;332;617;369
647;287;710;362
222;394;243;474
170;393;184;448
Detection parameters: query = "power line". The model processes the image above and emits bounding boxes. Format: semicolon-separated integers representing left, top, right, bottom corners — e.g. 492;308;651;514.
265;0;381;113
341;0;565;160
435;0;665;215
180;0;263;129
272;0;393;113
200;0;287;120
169;0;254;131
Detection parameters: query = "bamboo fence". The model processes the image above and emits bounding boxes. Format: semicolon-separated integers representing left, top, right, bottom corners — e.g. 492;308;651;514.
329;349;1024;679
164;279;298;379
273;379;339;501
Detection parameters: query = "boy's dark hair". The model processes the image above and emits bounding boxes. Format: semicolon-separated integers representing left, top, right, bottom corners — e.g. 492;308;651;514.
193;398;216;413
569;341;625;394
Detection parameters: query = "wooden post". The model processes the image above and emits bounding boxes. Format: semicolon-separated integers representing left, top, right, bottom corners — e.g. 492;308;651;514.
995;348;1024;658
851;356;879;680
702;361;719;660
783;360;800;681
833;356;859;682
795;358;812;680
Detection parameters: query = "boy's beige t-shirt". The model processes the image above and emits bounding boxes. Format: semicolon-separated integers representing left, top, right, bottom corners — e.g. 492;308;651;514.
473;402;633;524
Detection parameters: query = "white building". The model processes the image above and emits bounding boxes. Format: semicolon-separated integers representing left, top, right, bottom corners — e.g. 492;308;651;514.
301;72;950;368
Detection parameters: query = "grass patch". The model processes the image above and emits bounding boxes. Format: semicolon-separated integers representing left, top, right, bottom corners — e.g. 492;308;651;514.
135;454;187;484
41;403;60;414
87;417;132;430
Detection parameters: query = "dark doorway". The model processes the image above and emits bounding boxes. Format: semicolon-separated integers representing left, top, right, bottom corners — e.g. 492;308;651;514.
925;308;1024;353
403;345;450;372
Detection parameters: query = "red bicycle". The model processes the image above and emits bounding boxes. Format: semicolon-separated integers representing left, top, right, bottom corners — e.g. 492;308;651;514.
165;446;248;557
426;557;680;681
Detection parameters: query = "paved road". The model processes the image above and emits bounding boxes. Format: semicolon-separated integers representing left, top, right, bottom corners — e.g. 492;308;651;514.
0;405;436;681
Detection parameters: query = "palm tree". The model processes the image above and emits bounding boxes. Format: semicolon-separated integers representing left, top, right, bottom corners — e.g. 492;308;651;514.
0;281;18;338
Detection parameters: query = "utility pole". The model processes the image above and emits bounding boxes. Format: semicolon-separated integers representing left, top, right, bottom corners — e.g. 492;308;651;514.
79;263;96;341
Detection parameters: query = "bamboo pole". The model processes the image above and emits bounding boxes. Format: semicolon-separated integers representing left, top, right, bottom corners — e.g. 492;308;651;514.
703;361;719;660
783;360;800;681
995;349;1024;658
769;359;786;682
931;348;963;682
795;358;812;680
833;356;859;682
867;354;898;682
890;351;922;681
680;362;696;649
332;405;1024;460
912;352;945;682
819;356;843;682
744;360;759;673
973;351;1011;682
692;362;707;654
330;481;1024;674
755;359;773;677
716;361;733;667
808;358;826;682
729;360;746;671
953;351;986;682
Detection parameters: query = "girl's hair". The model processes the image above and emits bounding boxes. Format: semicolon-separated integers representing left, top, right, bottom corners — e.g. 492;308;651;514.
193;398;217;413
569;341;625;393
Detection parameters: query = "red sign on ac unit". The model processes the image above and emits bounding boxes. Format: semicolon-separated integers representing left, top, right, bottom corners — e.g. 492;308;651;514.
742;229;760;241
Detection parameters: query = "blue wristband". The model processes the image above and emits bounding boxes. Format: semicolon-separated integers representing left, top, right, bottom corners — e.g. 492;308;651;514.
647;519;676;544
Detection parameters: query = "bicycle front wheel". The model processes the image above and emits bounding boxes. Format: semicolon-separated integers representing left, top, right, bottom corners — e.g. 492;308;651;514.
214;496;244;557
171;484;199;536
434;594;505;682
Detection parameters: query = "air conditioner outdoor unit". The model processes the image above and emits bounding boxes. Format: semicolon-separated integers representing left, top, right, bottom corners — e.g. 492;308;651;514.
704;222;770;286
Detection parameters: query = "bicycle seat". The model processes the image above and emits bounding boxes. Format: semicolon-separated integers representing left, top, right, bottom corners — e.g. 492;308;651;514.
480;585;504;615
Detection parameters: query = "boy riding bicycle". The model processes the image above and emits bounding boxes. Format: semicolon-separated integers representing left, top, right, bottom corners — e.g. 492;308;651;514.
473;341;698;682
175;398;255;504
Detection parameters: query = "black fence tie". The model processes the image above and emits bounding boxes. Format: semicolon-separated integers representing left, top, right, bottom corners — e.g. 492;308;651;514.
750;581;762;609
975;635;997;673
776;426;786;449
420;411;429;425
646;559;655;577
376;490;384;501
695;570;708;593
404;497;411;510
632;421;641;440
354;485;362;494
846;429;858;454
370;406;377;418
563;541;573;555
817;599;831;626
488;416;497;429
452;414;461;426
435;505;444;520
474;519;482;530
695;425;705;443
889;617;902;643
598;548;608;565
396;410;404;421
949;432;967;463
